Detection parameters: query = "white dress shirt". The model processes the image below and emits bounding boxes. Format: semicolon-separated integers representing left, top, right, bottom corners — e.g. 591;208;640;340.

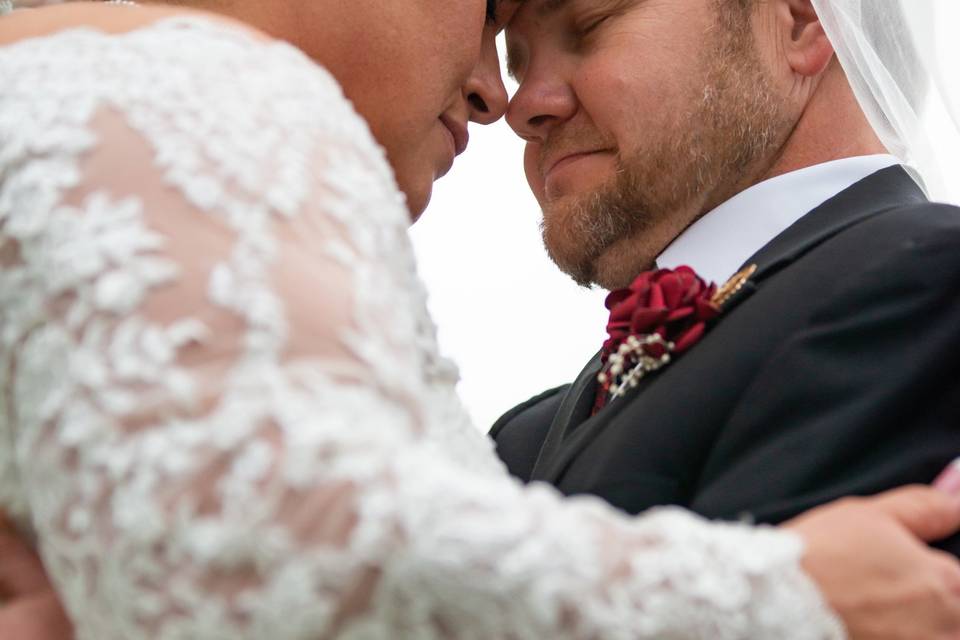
656;155;900;285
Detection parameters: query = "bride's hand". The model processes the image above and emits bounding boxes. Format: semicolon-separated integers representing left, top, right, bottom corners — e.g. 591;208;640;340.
787;484;960;639
0;512;71;639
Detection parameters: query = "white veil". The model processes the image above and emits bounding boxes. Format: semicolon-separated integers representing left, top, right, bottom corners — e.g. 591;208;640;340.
811;0;960;203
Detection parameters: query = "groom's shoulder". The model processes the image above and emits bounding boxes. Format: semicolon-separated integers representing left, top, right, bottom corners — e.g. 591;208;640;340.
852;199;960;240
774;198;960;328
490;384;568;438
489;384;569;481
825;199;960;272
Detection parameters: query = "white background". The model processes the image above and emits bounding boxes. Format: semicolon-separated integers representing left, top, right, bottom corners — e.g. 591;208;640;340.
411;55;608;431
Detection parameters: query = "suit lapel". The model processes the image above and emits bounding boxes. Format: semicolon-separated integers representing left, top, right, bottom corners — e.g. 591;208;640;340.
529;353;602;481
529;165;927;485
746;165;926;284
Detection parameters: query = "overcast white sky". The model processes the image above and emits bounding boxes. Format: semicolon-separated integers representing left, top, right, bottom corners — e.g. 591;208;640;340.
410;104;608;430
410;40;609;430
412;22;960;432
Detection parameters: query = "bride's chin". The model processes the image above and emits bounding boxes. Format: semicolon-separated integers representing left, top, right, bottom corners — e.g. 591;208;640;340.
393;153;440;224
404;183;433;225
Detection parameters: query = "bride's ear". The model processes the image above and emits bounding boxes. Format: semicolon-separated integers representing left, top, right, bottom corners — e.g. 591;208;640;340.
778;0;834;77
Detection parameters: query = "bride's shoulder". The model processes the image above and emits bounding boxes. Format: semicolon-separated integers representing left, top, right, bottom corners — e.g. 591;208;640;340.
0;2;354;107
0;2;269;47
0;1;356;111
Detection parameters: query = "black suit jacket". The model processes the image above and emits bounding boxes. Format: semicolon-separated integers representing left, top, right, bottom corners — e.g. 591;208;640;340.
491;166;960;552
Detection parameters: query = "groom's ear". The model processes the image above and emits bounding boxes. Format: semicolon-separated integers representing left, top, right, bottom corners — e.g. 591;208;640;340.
776;0;833;77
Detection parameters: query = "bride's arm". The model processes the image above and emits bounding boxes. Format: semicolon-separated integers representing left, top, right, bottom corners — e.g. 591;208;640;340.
0;12;957;640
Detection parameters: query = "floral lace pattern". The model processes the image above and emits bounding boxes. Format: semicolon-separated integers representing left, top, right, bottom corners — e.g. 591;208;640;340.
0;15;845;639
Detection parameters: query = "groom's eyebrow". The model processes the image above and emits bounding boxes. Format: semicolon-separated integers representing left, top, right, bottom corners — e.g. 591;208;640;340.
506;47;523;83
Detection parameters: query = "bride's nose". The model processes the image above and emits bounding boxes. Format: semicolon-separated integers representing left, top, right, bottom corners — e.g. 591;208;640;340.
464;34;508;125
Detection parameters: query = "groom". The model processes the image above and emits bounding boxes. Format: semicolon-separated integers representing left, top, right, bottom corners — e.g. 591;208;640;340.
492;0;960;546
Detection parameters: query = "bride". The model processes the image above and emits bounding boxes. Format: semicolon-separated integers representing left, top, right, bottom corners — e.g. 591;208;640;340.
1;1;960;638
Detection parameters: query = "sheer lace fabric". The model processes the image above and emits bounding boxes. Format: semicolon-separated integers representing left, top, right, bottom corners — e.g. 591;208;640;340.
0;16;844;639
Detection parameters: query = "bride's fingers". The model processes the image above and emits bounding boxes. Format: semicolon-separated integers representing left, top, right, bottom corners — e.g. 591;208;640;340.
935;458;960;494
0;592;72;639
869;485;960;543
0;513;51;599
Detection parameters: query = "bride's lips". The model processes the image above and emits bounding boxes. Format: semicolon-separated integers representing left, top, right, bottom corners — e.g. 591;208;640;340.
440;115;469;157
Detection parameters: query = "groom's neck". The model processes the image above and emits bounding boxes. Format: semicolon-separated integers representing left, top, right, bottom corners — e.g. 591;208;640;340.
757;63;888;185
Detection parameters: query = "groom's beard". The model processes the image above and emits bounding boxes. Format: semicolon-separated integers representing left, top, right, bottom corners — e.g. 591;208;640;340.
541;19;792;288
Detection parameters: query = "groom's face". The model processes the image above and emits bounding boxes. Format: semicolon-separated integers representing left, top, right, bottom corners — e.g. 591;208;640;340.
505;0;793;289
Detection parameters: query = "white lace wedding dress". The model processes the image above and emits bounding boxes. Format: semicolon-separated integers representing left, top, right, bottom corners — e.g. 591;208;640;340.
0;11;845;639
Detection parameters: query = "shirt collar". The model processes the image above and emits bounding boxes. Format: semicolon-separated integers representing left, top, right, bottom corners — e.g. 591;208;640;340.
656;155;900;285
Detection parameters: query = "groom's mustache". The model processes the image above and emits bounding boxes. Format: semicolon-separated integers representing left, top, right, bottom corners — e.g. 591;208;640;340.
536;125;620;178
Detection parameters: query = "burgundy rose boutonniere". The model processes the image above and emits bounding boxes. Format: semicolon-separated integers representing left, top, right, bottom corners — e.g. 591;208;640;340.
594;265;728;413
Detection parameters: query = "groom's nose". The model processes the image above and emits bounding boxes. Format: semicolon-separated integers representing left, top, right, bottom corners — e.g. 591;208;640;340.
506;74;576;143
465;36;509;125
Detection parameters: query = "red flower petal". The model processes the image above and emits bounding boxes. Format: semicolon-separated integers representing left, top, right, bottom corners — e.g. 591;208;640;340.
606;322;632;342
609;292;642;323
605;288;632;311
628;271;653;292
601;337;617;355
631;280;652;299
649;283;665;309
645;341;668;358
683;277;703;301
695;298;721;320
674;322;706;354
631;307;669;333
659;273;685;309
666;307;695;323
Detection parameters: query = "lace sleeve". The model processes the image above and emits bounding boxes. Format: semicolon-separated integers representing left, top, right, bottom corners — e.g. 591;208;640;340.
0;17;845;639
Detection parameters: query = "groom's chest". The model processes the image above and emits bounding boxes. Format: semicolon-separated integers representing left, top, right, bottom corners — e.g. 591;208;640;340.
547;249;844;515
